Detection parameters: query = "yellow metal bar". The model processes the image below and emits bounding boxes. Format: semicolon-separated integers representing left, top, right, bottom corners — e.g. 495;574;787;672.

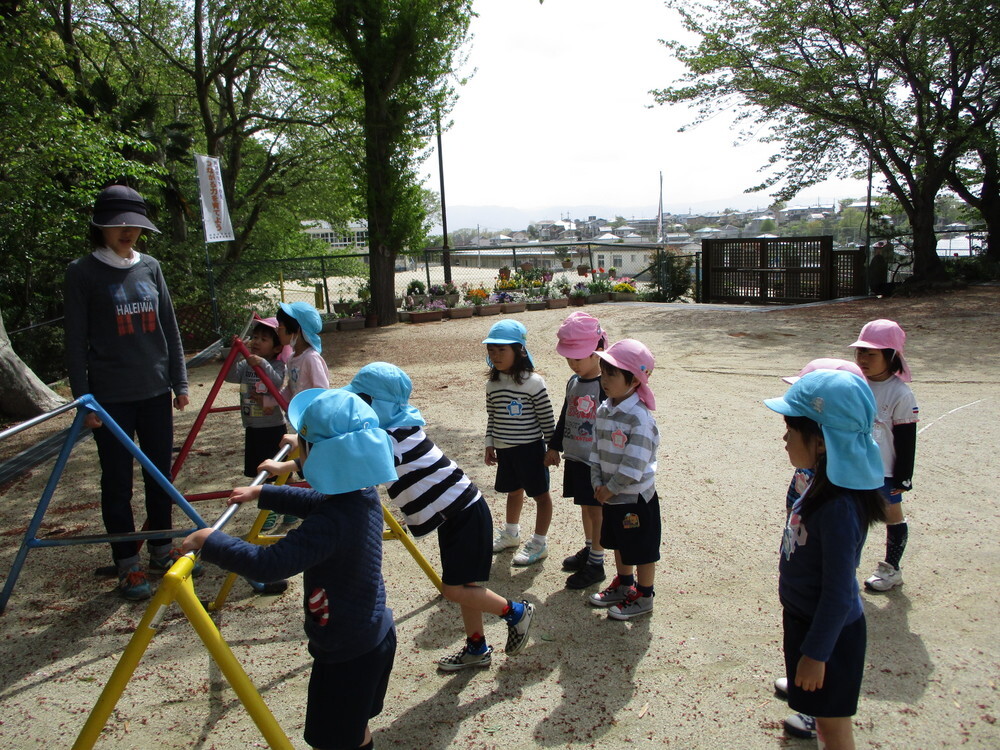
73;554;292;749
383;505;443;593
172;561;293;750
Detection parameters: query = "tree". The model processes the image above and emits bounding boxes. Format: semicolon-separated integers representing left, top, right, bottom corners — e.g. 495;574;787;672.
655;0;1000;282
314;0;474;324
0;307;64;418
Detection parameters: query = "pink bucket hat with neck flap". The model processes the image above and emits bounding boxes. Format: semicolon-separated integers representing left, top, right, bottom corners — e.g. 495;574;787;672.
849;318;912;382
595;339;656;410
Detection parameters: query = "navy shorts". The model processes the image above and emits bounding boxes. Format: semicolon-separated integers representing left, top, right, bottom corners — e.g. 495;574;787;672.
599;493;661;565
494;440;550;497
878;477;904;506
438;496;493;586
304;627;396;749
243;424;286;477
562;458;599;506
783;610;866;718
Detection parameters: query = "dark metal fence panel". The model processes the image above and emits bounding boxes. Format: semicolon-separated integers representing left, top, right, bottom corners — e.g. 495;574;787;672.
701;236;862;304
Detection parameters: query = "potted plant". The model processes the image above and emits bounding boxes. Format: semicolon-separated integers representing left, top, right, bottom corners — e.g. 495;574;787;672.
405;279;426;303
408;298;447;324
320;312;339;333
570;283;589;306
519;261;534;273
556;246;573;269
333;296;355;315
338;311;366;330
547;276;572;308
445;299;475;319
497;265;511;281
525;293;547;311
611;278;638;301
586;276;612;303
496;290;526;314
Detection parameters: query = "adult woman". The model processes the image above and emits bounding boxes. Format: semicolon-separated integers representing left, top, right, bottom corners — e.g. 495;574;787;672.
64;184;190;600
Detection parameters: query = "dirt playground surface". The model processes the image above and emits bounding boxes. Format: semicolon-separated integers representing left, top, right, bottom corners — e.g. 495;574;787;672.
1;286;998;749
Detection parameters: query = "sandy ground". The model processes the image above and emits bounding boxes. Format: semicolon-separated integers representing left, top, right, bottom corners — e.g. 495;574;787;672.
1;286;998;749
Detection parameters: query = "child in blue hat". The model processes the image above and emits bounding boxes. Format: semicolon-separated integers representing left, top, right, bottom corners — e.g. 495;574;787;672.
272;301;329;526
344;361;535;670
183;389;397;750
482;319;556;567
764;370;888;750
260;362;537;671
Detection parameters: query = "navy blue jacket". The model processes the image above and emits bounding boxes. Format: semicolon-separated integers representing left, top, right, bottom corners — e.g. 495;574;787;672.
201;484;392;663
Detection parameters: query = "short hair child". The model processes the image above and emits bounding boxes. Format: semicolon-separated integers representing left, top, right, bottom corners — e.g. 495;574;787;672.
482;320;557;567
182;389;398;750
849;319;918;593
764;370;887;750
224;314;288;477
342;362;535;671
587;339;661;620
546;312;609;589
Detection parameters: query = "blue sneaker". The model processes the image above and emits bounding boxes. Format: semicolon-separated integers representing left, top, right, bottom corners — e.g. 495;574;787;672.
118;564;151;601
150;547;204;576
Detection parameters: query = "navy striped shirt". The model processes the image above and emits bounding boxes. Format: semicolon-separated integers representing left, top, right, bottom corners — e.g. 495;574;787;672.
386;426;481;538
485;372;555;449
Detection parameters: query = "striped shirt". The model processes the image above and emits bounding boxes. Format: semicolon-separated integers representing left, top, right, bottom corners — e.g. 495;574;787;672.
589;392;659;505
385;426;481;538
485;372;555;449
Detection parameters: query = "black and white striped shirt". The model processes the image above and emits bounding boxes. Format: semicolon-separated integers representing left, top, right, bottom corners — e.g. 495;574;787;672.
385;426;481;538
485;372;555;449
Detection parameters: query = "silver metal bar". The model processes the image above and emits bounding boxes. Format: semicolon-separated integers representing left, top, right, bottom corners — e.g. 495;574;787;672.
210;443;292;533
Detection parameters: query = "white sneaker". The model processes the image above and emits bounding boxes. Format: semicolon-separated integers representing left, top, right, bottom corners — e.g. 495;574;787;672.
774;676;788;697
512;538;548;566
865;561;903;591
492;529;520;553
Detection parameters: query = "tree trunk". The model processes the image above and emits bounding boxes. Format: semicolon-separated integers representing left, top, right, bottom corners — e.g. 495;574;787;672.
0;309;65;419
908;190;945;282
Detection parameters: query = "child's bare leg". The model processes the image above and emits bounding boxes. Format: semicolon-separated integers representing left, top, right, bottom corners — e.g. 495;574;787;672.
505;490;525;525
583;505;604;551
636;562;655;588
532;491;553;536
443;583;508;627
815;716;855;750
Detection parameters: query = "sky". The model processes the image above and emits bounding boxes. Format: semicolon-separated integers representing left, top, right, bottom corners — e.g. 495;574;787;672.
422;0;871;232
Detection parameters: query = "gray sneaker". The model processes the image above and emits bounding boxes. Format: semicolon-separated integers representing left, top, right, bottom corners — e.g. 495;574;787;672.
608;590;653;620
505;601;535;654
588;576;635;607
437;644;494;672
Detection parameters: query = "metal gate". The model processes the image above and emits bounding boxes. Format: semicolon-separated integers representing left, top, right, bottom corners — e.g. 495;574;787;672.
700;236;864;304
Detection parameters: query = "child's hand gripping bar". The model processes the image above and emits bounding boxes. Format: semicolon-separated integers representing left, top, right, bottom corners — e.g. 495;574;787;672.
210;443;292;535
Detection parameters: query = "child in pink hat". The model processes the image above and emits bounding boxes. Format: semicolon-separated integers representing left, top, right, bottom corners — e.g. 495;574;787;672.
546;312;610;589
850;319;918;592
586;339;661;620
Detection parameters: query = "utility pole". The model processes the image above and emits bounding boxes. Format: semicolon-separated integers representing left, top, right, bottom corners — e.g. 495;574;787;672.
435;108;451;284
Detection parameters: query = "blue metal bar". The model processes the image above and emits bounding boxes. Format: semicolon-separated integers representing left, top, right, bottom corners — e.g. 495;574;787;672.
0;406;89;613
0;396;210;613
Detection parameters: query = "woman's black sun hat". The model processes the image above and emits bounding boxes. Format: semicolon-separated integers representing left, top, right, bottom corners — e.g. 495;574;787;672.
91;185;160;233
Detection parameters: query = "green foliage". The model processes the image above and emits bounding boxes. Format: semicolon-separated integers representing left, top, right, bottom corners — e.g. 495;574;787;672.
648;252;693;303
655;0;1000;280
942;255;1000;283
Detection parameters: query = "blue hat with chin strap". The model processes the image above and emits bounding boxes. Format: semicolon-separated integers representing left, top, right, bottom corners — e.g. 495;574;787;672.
287;388;397;495
342;362;426;429
279;301;323;353
482;318;534;368
764;369;883;490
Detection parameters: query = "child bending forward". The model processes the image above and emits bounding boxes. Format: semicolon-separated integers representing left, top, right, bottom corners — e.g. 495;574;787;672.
183;389;397;750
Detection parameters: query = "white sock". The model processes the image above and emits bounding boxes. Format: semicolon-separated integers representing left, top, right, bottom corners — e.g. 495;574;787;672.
505;523;520;537
531;533;547;546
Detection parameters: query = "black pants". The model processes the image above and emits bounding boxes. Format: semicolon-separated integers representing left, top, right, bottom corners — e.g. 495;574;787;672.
92;393;175;563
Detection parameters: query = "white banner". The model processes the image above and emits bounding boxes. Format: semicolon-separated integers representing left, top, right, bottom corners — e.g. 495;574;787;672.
194;154;235;243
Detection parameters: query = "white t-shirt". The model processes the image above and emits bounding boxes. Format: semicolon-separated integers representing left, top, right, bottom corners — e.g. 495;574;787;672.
868;375;918;476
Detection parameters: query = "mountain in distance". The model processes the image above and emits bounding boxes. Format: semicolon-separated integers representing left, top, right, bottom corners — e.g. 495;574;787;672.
439;196;787;234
